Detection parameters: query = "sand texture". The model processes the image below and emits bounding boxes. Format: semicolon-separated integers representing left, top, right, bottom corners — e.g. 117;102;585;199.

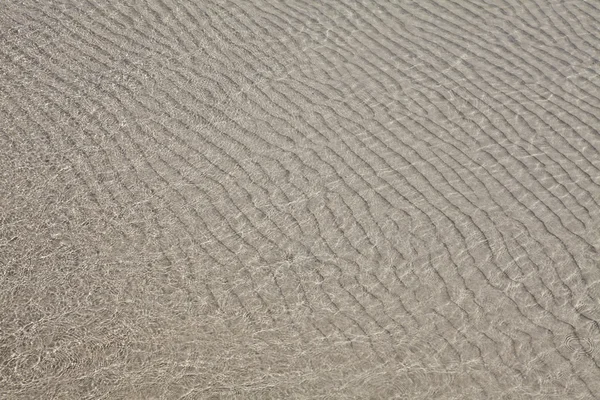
1;0;600;398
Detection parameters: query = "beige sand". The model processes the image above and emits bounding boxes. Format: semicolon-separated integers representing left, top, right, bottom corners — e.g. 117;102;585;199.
1;0;600;398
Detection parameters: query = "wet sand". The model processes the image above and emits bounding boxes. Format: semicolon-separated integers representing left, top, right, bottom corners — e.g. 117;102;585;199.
1;0;600;398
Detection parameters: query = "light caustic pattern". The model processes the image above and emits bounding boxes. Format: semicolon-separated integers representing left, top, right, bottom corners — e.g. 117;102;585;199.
1;0;600;399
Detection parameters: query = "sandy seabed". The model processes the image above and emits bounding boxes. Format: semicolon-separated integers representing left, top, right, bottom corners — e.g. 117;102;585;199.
1;0;600;398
